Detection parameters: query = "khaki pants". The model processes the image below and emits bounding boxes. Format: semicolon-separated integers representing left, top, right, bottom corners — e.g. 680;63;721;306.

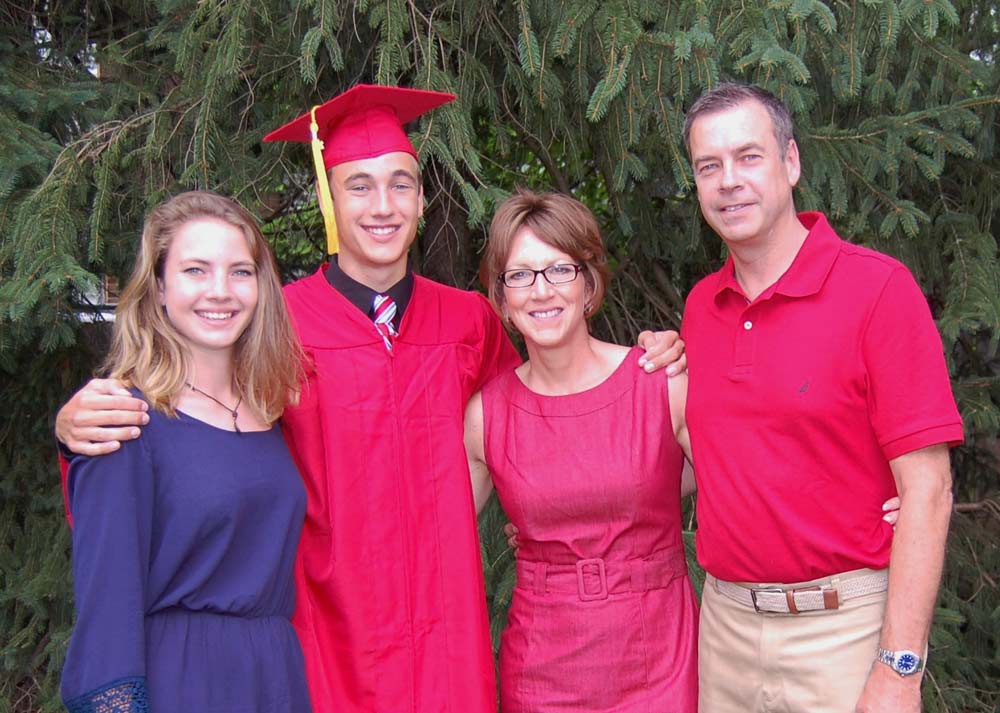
698;570;887;713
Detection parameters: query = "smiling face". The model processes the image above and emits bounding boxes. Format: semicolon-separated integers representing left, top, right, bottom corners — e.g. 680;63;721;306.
157;217;258;363
689;99;802;251
502;228;591;350
328;151;423;289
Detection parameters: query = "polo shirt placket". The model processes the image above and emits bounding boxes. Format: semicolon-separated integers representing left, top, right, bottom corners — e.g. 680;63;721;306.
731;304;755;381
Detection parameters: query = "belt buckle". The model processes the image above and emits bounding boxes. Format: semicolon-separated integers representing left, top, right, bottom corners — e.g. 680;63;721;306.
786;584;840;613
750;586;784;613
576;558;608;601
815;584;839;610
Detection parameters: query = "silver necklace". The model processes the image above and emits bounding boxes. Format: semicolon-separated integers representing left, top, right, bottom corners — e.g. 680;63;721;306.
185;382;243;433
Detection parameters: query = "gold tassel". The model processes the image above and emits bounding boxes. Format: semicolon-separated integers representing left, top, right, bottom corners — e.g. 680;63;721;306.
310;106;339;255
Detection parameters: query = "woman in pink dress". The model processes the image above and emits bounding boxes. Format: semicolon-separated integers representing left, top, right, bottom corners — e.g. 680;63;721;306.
464;189;698;713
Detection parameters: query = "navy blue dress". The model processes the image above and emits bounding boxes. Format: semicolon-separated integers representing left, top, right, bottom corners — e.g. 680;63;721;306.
61;394;311;713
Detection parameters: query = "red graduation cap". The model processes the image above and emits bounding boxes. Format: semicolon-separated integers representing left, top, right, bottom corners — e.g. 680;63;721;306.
264;84;456;254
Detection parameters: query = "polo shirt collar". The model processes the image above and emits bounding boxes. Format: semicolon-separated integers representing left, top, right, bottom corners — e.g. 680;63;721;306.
712;212;841;302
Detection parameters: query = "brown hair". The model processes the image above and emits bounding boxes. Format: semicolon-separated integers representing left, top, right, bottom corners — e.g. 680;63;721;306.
104;191;304;423
682;82;795;158
480;189;609;318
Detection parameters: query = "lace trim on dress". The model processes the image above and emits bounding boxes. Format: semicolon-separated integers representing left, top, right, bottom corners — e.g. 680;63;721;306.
64;676;149;713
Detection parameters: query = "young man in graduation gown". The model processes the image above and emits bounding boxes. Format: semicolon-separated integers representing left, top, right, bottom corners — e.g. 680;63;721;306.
54;84;685;712
265;85;519;713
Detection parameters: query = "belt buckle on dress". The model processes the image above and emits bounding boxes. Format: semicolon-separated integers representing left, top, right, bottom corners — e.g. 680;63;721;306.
576;558;608;601
750;586;783;613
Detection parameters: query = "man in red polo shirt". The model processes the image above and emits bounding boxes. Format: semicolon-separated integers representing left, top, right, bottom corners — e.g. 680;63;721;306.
681;83;962;713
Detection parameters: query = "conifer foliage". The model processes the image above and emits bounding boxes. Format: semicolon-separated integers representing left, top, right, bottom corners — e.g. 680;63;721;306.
1;1;997;710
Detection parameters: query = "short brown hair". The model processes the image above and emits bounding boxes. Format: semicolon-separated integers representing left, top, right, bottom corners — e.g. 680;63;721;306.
683;83;795;158
480;189;609;318
105;191;304;423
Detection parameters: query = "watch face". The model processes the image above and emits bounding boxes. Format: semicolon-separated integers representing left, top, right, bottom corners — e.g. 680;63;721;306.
896;652;919;674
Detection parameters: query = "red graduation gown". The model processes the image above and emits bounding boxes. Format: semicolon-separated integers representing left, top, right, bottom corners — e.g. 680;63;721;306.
281;269;520;713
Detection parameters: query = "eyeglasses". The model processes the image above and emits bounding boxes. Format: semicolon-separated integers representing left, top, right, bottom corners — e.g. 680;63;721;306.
499;263;584;289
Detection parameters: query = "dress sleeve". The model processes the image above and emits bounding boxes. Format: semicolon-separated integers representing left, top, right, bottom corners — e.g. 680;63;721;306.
60;435;155;713
471;293;521;391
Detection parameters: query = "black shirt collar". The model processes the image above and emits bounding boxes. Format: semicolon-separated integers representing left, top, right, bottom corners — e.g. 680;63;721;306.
324;256;414;328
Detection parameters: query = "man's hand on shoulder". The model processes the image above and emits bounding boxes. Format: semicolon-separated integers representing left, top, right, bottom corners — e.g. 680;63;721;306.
855;661;922;713
56;378;149;456
636;329;686;376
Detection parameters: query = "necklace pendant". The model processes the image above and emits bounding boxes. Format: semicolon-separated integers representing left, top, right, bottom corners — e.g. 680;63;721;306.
185;381;244;433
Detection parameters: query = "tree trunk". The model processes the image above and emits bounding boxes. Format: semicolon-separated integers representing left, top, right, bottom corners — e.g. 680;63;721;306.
416;161;477;291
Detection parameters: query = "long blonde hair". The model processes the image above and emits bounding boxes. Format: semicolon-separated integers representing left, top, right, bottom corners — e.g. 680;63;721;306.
104;191;304;423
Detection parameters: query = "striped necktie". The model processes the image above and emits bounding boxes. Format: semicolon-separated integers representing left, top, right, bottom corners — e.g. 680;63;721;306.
372;293;397;351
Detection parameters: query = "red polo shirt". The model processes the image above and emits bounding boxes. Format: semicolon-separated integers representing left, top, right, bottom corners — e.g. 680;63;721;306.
682;212;963;583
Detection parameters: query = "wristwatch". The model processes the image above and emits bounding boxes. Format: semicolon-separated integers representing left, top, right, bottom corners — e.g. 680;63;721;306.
876;648;925;676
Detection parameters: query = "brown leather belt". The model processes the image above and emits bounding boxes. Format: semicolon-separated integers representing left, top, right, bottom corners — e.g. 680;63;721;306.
713;569;889;614
517;548;688;601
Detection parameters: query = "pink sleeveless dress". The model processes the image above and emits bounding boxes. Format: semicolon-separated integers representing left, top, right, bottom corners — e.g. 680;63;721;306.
481;347;698;713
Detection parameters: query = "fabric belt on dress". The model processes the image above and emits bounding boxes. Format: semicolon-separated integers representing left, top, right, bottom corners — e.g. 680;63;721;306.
516;548;688;602
714;568;889;614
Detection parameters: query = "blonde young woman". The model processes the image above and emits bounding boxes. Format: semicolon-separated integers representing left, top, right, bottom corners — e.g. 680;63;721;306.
60;192;311;713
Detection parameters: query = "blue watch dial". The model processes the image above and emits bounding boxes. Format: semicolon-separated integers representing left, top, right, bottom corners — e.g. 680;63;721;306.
896;653;918;674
